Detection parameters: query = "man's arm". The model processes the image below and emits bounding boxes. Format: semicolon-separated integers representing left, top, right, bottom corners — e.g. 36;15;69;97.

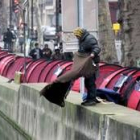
40;49;43;58
90;38;101;57
29;49;34;57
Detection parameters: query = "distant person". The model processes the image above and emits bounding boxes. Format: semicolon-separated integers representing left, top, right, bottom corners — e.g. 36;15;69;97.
42;44;52;60
29;43;43;60
63;52;73;61
3;28;14;52
18;34;24;53
34;29;38;41
51;46;64;60
58;42;63;53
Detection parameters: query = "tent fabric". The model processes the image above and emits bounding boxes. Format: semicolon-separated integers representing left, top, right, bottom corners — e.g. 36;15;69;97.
96;64;122;88
38;61;63;82
136;101;140;111
127;90;140;109
50;62;72;82
45;61;66;82
6;57;32;79
120;74;140;106
106;69;135;90
27;60;48;83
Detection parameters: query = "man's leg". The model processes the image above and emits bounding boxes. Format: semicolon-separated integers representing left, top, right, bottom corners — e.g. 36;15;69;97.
4;42;7;49
10;42;13;52
7;42;10;51
21;44;23;53
81;74;97;106
8;42;13;53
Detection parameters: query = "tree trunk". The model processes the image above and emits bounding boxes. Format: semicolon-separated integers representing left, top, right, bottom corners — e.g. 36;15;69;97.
0;0;8;33
34;0;43;45
118;0;140;66
98;0;117;64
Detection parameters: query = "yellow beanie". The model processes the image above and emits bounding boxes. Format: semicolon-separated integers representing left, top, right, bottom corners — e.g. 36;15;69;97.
73;27;83;37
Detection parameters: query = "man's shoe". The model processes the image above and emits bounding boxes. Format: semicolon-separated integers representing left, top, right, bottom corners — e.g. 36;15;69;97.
81;100;96;106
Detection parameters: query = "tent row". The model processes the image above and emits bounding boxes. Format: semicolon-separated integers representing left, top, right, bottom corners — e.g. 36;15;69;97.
0;49;140;112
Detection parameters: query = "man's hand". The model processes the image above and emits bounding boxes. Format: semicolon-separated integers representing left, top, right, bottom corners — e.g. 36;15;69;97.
90;53;95;58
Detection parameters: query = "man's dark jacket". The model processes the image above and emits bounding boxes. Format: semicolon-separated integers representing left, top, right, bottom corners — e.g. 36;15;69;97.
29;48;43;60
78;29;101;63
3;31;14;43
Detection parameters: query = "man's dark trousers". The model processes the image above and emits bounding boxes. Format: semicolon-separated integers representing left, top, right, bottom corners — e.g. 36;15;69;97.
85;74;96;101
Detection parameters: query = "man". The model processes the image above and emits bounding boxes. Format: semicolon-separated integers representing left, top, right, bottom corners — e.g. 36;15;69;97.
29;42;43;60
42;44;52;60
18;34;24;53
3;28;14;52
51;46;64;60
73;27;101;106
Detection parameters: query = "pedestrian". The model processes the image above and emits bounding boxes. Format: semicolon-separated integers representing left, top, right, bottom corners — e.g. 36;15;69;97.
73;27;101;106
3;28;14;52
42;44;52;60
29;42;43;60
51;46;64;60
18;34;24;53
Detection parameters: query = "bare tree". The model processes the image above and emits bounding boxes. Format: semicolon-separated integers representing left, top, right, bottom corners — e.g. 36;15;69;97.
98;0;117;64
0;0;8;33
34;0;43;45
118;0;140;66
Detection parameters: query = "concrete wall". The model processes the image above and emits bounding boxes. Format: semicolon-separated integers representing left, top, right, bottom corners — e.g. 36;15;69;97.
0;77;140;140
0;78;20;121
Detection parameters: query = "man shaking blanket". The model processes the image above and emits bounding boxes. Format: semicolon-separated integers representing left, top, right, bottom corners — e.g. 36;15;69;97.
40;28;101;107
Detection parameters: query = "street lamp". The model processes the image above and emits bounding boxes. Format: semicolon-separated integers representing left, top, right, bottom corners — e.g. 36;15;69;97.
55;0;61;45
17;0;28;82
9;0;12;28
31;0;33;42
77;0;85;96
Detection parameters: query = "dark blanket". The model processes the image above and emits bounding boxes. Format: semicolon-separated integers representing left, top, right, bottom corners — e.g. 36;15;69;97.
40;82;72;107
40;52;96;107
56;52;96;83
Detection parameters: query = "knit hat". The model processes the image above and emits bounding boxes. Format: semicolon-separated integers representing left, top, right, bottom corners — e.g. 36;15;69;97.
73;27;83;37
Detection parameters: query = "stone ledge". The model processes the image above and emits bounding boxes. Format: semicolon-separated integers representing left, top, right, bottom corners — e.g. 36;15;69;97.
0;75;10;83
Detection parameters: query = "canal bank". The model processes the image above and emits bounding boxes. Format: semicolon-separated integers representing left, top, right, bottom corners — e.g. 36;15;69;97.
0;76;140;140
